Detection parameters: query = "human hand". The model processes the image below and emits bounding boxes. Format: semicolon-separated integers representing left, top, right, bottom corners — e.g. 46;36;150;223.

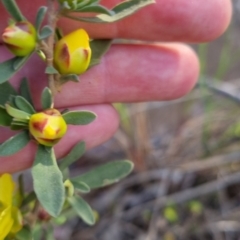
0;0;232;173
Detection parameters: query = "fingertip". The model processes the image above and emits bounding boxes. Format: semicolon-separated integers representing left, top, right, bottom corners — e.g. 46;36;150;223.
163;43;199;99
193;0;232;42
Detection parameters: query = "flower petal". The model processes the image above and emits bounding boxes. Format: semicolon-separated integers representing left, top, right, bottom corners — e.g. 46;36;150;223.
0;174;14;206
0;206;14;240
10;207;23;234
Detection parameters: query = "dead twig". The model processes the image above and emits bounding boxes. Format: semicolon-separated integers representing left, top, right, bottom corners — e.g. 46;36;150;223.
122;170;240;220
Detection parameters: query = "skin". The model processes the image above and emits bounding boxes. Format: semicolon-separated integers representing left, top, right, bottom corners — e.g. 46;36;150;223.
0;0;232;173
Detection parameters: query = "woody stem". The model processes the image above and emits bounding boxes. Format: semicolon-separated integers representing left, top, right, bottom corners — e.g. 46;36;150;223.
46;0;58;95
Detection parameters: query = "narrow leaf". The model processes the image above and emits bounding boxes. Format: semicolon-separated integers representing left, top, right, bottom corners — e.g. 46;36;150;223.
59;141;85;171
8;95;18;108
0;56;31;84
72;160;134;189
71;181;90;193
35;6;48;31
0;81;17;105
77;4;114;15
62;111;96;125
41;87;53;109
11;120;28;128
32;146;65;217
68;196;95;225
89;39;112;68
66;0;154;23
5;103;31;119
38;25;53;40
0;106;12;126
12;118;29;124
2;0;26;21
76;0;95;9
11;121;28;127
0;131;30;156
15;96;36;114
19;78;33;106
10;124;28;131
45;66;59;74
13;56;31;71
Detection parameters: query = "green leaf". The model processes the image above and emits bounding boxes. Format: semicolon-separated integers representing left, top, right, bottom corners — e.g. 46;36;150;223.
10;124;27;131
59;74;80;85
1;0;26;21
45;66;59;74
13;54;33;70
41;87;53;109
15;96;36;114
32;146;65;217
0;56;31;84
12;118;29;124
15;227;32;240
72;160;134;189
68;196;95;225
11;121;28;128
5;103;31;119
71;181;90;193
11;118;29;129
59;141;85;171
19;78;34;106
46;225;55;240
65;0;155;23
62;111;96;125
35;6;48;31
0;106;12;126
0;81;17;105
32;224;43;240
77;4;114;15
75;0;100;10
38;25;53;40
0;131;30;156
89;39;112;68
8;95;18;108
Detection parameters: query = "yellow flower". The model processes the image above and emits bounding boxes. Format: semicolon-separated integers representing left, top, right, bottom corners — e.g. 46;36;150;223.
0;174;22;240
54;29;91;75
2;21;37;57
29;109;67;147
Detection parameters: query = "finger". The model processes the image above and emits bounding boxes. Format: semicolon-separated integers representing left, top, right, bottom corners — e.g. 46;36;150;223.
0;104;119;174
0;0;232;42
1;43;199;108
59;0;232;42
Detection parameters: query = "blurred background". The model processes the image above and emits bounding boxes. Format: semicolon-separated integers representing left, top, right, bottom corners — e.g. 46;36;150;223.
57;1;240;239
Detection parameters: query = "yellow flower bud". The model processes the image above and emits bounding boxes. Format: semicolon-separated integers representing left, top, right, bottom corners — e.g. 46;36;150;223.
29;109;67;147
54;29;91;75
2;21;37;57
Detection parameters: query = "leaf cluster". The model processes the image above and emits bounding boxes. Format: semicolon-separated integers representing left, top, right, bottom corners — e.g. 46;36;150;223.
0;0;153;234
15;141;133;238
